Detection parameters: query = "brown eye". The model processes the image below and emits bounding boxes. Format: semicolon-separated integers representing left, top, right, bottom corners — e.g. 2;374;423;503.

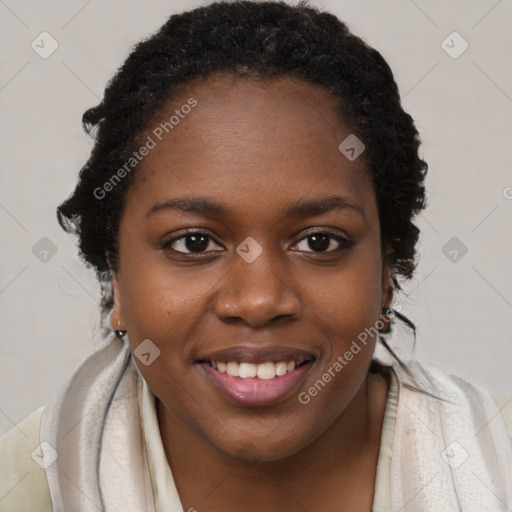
163;231;223;254
293;230;354;253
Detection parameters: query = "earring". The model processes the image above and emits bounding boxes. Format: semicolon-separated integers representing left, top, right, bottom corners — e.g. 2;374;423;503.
114;320;127;339
382;306;395;319
380;307;394;334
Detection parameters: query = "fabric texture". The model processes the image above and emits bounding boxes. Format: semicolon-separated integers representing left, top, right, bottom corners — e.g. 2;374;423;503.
39;336;155;511
390;361;512;510
0;406;52;512
1;334;511;511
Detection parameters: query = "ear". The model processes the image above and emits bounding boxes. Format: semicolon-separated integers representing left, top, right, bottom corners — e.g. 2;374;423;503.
108;267;126;333
381;261;394;311
381;243;395;310
379;257;395;334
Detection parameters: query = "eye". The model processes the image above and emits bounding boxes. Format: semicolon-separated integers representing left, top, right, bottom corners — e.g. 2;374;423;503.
162;229;353;255
162;230;223;254
292;230;354;253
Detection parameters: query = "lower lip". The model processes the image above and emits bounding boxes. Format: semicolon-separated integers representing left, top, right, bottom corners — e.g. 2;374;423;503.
199;361;314;407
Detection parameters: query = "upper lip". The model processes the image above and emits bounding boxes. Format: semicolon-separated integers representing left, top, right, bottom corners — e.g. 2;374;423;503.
198;345;317;365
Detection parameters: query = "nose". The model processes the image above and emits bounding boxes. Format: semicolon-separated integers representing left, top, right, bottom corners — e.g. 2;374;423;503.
214;247;302;327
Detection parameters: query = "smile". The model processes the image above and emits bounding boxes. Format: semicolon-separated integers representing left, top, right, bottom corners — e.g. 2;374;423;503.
207;356;311;380
198;350;315;406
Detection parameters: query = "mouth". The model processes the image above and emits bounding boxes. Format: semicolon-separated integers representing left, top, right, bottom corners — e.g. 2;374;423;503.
196;347;316;407
202;356;312;379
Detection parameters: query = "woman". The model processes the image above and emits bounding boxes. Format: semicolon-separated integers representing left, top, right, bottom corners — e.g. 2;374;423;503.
1;1;511;510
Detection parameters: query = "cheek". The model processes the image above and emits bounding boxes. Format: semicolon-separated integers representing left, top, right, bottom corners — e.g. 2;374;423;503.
305;246;383;341
297;257;382;417
118;253;223;383
119;249;202;330
118;265;198;405
117;260;188;365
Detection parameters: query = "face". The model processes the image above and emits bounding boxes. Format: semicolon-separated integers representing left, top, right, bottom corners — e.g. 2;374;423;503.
110;74;392;461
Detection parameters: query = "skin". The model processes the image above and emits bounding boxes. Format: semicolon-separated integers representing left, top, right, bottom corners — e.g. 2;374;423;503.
109;74;393;511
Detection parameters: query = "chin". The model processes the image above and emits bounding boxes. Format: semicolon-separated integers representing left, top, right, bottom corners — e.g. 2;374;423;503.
206;419;319;464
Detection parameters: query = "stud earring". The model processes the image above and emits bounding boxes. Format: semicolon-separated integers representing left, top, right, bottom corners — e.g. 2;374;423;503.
114;320;127;339
379;307;394;334
382;306;395;319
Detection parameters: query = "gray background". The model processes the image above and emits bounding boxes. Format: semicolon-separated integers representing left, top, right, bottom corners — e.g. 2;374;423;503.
1;0;511;436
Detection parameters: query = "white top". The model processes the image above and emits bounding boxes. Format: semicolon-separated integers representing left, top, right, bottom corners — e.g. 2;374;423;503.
1;365;511;511
140;366;400;511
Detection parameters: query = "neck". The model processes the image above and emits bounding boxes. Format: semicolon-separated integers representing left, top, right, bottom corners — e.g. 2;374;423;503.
157;370;389;512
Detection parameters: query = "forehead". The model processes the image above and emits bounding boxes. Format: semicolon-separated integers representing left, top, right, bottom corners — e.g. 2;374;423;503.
126;74;376;224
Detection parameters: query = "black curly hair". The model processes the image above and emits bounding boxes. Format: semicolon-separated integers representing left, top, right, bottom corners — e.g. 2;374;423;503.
57;0;428;359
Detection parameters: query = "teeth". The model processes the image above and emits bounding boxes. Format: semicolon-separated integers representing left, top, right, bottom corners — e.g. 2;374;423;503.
257;362;276;380
212;359;307;379
238;363;257;378
226;361;239;377
275;361;287;376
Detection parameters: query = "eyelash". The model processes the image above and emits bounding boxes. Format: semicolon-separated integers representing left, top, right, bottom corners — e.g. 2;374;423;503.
161;229;354;255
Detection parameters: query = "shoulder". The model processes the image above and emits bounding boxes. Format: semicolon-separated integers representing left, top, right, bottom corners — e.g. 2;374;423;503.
0;407;53;512
397;359;512;444
490;394;512;443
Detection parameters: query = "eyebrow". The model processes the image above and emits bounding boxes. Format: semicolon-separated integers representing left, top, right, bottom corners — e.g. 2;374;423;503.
146;195;366;222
